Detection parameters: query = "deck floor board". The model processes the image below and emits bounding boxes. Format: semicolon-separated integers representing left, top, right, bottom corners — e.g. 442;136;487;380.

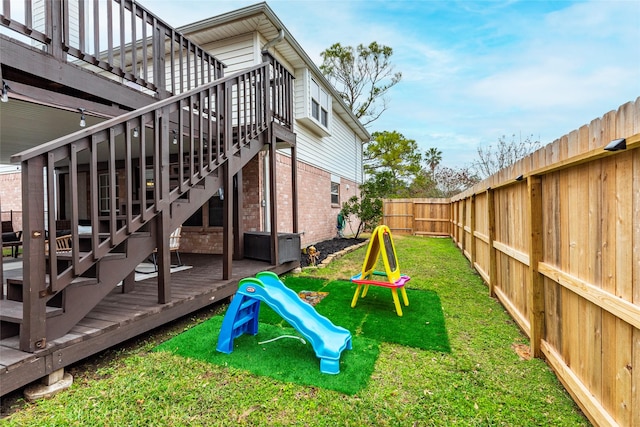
1;254;287;396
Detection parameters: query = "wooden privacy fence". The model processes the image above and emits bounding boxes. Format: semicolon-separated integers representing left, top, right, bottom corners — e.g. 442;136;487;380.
384;97;639;427
383;198;450;236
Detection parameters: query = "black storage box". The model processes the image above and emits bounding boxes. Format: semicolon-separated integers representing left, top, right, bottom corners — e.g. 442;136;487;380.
244;232;301;264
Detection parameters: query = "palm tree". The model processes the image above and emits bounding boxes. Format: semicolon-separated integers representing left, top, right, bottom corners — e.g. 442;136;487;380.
424;147;442;175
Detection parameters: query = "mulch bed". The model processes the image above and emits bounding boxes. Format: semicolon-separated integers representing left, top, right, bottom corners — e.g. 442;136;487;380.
299;237;366;267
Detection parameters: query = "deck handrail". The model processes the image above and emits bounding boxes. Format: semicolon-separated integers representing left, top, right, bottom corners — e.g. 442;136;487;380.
11;61;272;163
0;0;226;97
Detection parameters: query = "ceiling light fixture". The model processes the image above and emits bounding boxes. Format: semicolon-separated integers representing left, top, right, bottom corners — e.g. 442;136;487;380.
78;108;86;127
1;81;9;103
133;127;139;138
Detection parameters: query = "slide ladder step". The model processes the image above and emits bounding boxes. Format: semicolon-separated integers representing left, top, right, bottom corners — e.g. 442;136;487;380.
216;294;261;354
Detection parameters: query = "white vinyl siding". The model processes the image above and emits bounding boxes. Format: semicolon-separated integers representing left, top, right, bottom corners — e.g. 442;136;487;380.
199;33;257;74
291;113;363;185
194;29;364;185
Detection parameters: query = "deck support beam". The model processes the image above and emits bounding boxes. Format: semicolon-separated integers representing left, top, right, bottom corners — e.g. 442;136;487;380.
222;159;234;280
291;143;298;234
20;156;48;352
268;132;279;265
156;108;172;303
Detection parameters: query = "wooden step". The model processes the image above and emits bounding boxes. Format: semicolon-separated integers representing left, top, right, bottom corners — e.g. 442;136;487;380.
0;299;63;323
6;276;99;298
53;251;126;261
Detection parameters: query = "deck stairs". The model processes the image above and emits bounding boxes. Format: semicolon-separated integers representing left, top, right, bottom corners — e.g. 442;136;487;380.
1;58;294;352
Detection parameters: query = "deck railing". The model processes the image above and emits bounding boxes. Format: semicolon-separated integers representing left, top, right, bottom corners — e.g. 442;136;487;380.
0;0;226;97
10;56;292;352
264;52;294;129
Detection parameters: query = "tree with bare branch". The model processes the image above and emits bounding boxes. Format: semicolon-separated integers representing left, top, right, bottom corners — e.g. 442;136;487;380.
320;42;402;127
472;134;541;178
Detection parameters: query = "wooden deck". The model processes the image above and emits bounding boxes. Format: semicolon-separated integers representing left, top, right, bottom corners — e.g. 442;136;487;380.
0;254;298;396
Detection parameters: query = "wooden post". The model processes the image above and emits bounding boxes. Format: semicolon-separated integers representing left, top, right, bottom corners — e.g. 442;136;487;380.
268;128;279;265
470;194;477;267
156;211;170;303
20;157;48;352
261;54;279;266
233;172;244;260
222;82;234;279
449;202;454;238
487;188;497;297
461;198;467;254
527;175;544;357
49;0;64;60
152;17;167;99
122;270;135;294
156;108;171;303
222;159;233;279
291;144;299;234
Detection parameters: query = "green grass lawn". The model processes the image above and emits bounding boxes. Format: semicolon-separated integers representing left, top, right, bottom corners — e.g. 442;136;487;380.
1;236;590;426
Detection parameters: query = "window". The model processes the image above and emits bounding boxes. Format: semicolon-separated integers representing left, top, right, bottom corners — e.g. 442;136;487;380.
184;196;223;228
208;196;223;227
98;173;119;214
331;181;340;205
298;70;332;136
311;78;329;128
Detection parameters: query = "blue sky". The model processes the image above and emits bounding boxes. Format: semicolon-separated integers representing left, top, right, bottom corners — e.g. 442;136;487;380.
140;1;639;167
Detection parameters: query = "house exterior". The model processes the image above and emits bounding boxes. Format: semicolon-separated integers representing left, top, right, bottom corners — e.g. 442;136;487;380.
175;4;369;252
0;0;366;395
0;3;369;253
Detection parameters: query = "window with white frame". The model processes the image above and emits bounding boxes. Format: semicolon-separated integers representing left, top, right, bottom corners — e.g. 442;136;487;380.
311;78;330;128
331;181;340;205
98;173;119;214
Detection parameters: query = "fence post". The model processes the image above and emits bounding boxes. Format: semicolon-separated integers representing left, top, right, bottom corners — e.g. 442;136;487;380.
487;188;496;297
470;194;476;267
461;198;467;256
527;175;544;358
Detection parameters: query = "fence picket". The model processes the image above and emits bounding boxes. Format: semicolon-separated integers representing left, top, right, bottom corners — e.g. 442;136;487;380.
383;98;639;427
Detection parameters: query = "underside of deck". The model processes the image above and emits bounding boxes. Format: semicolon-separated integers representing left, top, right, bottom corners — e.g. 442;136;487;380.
0;254;298;396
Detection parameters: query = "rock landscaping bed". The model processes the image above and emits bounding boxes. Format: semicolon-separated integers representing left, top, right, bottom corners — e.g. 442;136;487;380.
300;237;367;267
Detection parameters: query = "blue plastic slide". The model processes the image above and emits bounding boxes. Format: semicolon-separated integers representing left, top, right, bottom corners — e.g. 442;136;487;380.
216;271;352;374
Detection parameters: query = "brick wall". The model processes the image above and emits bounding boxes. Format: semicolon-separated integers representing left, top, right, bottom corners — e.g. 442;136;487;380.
180;228;224;254
181;155;264;254
181;152;360;253
0;171;23;230
275;153;359;247
241;155;262;232
1;154;361;254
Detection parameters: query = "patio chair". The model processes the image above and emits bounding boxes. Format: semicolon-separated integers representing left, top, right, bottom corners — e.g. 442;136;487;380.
2;220;22;258
45;234;72;255
151;226;182;271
